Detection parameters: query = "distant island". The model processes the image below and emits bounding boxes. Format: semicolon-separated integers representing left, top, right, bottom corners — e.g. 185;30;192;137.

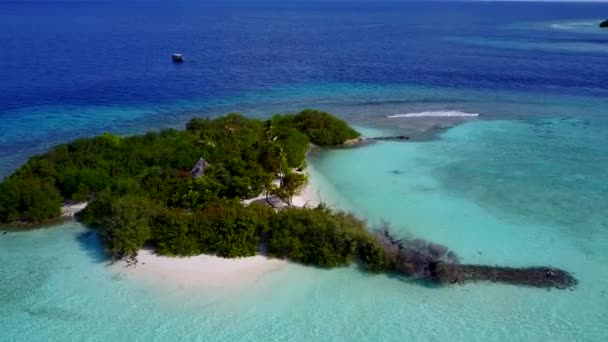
0;110;577;289
600;19;608;28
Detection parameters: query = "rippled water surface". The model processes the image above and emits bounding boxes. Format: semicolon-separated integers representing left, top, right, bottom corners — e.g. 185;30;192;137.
1;0;608;340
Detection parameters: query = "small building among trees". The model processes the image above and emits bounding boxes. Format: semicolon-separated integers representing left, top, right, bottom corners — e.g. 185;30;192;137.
190;157;210;178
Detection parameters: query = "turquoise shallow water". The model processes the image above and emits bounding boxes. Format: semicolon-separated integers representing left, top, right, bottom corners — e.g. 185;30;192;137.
2;115;607;341
2;1;608;339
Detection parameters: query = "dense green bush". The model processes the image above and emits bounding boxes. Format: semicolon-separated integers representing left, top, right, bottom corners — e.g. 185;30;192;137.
266;207;363;267
275;127;309;168
193;204;269;257
100;195;159;258
151;209;200;256
77;188;115;226
0;176;62;223
274;109;360;146
150;202;274;258
0;111;374;269
1;110;360;227
356;235;394;272
263;206;392;271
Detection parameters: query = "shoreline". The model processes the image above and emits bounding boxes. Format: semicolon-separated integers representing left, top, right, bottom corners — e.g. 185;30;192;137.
112;170;323;290
61;202;88;217
115;249;289;292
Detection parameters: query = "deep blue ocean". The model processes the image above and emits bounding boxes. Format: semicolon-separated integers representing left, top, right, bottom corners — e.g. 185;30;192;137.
1;1;608;341
2;0;608;176
2;0;607;109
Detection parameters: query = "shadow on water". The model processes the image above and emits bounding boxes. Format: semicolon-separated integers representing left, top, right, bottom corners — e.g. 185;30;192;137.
75;228;109;264
353;262;445;289
392;275;446;290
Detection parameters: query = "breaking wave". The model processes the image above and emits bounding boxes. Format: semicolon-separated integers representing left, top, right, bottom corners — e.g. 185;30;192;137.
387;111;479;118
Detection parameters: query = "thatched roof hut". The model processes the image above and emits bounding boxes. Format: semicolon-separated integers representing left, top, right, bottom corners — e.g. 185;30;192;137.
190;157;210;178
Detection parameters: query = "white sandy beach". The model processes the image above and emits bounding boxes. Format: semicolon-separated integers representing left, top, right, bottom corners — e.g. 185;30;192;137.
291;176;322;208
118;250;288;291
242;170;322;209
59;170;323;291
112;174;322;291
48;182;321;297
61;202;88;217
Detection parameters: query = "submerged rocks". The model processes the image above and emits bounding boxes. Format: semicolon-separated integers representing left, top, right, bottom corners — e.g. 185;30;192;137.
341;135;412;148
376;226;578;290
459;265;578;290
372;135;410;142
601;20;608;28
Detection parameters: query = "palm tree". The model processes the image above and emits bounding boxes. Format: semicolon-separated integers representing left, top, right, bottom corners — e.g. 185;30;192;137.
196;133;215;159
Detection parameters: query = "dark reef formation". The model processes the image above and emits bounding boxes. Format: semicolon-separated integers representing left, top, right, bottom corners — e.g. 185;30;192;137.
371;135;410;142
459;265;577;289
375;225;577;290
341;135;411;148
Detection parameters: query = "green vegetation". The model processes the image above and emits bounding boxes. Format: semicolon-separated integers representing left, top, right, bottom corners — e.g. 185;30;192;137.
151;203;272;258
264;205;393;272
0;110;382;266
0;177;62;222
0;109;577;289
271;109;360;146
0;109;358;224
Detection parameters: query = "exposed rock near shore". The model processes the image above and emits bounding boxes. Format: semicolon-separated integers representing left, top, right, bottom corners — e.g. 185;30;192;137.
342;137;367;147
372;135;410;142
376;227;577;290
61;202;88;217
342;135;411;147
459;264;577;289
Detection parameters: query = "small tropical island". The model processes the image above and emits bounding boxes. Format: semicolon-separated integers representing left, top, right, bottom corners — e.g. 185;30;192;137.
0;110;577;289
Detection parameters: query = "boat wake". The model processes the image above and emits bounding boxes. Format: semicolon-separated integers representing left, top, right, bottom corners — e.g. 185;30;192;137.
387;110;479;118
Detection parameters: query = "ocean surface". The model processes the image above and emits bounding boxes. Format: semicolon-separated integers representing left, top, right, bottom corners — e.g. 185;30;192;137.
1;0;608;340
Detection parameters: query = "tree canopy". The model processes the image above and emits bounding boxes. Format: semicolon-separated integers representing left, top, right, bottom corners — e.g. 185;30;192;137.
0;109;576;289
0;110;370;263
0;110;359;225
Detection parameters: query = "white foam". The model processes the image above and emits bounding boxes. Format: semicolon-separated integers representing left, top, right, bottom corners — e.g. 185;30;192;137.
550;21;597;31
387;111;479;118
